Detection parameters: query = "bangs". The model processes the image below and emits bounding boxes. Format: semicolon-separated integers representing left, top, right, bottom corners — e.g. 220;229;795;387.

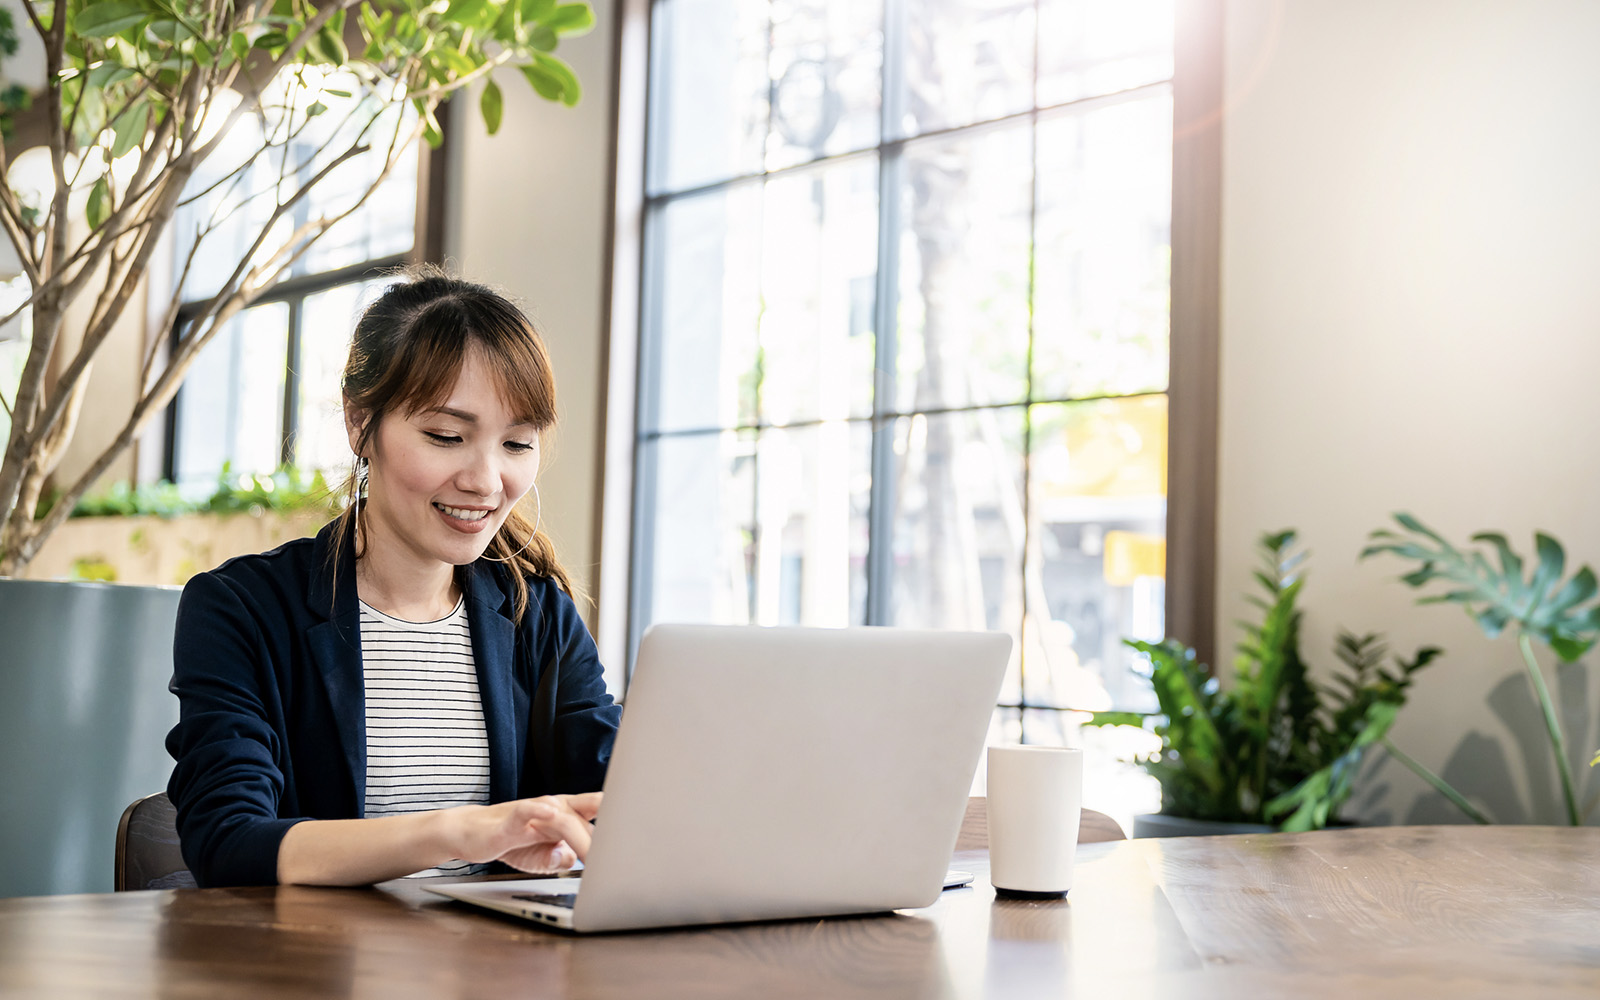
379;298;556;429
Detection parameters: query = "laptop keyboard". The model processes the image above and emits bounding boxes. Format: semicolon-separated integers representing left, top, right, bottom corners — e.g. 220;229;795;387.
511;892;577;909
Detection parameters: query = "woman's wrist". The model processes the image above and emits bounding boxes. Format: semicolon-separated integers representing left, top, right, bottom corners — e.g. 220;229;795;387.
426;805;470;864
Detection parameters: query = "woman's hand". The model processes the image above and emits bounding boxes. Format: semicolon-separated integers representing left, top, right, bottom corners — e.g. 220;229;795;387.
444;793;602;873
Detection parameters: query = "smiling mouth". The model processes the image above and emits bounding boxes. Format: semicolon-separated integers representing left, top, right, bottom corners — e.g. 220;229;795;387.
433;502;494;522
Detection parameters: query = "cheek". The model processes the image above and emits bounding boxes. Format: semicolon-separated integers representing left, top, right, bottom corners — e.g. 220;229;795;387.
376;440;455;499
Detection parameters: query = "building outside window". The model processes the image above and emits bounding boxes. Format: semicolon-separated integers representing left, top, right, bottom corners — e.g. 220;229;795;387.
166;70;421;494
631;0;1176;814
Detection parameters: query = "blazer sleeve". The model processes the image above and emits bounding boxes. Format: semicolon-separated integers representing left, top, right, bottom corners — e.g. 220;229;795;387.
165;571;304;887
528;584;622;794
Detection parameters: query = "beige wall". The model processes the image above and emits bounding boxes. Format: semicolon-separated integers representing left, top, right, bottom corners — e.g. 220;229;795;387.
444;1;618;613
1218;0;1600;824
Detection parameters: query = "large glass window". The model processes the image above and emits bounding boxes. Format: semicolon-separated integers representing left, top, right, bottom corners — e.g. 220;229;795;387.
167;71;419;492
634;0;1173;811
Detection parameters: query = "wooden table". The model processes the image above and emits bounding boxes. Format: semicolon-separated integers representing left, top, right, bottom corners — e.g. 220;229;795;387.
2;826;1597;999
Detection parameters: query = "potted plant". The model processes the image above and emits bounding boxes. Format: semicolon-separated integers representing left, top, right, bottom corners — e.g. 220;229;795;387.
1364;514;1600;825
24;463;341;583
1089;530;1446;835
0;0;593;897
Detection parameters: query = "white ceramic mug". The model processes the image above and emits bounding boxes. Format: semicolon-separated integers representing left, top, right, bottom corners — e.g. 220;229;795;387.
986;745;1083;897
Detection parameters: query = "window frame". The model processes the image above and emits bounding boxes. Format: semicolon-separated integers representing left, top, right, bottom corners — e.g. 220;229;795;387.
160;106;452;486
598;0;1222;696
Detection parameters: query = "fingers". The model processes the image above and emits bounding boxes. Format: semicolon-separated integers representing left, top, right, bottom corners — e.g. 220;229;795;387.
559;791;603;821
510;798;593;860
529;801;593;859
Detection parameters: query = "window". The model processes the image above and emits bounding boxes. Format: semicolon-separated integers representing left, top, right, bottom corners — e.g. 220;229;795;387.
165;70;422;492
631;0;1175;769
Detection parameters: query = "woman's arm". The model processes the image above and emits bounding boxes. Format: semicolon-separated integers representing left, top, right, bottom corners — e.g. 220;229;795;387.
277;793;601;885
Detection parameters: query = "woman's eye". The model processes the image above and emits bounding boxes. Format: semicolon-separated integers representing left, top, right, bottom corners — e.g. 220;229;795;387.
505;441;535;454
423;431;461;444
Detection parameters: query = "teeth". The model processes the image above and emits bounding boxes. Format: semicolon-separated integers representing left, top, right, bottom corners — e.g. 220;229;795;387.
435;503;490;521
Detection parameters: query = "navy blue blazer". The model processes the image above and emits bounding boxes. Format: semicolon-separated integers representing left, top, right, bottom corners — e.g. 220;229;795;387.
165;519;621;887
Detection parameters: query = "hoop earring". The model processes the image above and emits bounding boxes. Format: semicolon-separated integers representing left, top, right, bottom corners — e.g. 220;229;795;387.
483;483;541;563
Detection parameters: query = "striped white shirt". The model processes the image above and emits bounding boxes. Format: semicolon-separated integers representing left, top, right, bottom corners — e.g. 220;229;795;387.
360;597;491;878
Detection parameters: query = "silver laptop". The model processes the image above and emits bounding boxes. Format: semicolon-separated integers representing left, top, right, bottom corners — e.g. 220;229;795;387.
425;623;1009;933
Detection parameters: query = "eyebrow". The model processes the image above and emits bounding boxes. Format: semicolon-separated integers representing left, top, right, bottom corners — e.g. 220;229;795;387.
423;406;535;429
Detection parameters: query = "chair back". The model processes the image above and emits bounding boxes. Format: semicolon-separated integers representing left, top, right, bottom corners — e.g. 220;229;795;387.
956;796;1126;851
115;792;197;891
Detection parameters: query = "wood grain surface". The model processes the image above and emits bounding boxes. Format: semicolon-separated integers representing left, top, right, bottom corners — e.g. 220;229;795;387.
2;826;1597;999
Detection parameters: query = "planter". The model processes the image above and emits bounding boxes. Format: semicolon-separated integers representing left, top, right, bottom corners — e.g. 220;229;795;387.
0;578;183;897
1132;813;1276;838
22;509;327;586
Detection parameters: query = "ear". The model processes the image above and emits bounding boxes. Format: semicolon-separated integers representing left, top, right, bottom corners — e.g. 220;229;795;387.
344;401;371;458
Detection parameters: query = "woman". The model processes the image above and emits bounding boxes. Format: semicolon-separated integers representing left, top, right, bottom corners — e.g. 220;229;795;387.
166;269;619;887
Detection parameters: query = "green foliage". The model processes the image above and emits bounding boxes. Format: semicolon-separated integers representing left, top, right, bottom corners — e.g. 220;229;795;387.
1364;513;1600;824
1088;531;1441;829
30;0;595;217
55;465;341;520
70;555;118;582
1362;513;1600;662
1265;635;1441;831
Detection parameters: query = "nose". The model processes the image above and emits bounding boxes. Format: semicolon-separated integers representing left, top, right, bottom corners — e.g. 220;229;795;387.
455;444;501;499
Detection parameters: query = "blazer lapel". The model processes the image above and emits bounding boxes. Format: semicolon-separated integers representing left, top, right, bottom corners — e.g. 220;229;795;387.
305;521;367;816
466;562;519;804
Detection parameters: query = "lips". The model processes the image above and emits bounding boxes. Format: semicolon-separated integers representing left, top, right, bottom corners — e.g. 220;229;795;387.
433;501;497;534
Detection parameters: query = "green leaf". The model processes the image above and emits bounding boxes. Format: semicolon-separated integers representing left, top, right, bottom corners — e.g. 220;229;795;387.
492;0;518;42
526;51;580;105
526;22;557;51
520;61;562;102
545;1;593;33
1400;564;1438;588
109;98;149;158
1084;710;1150;729
435;47;476;75
1475;606;1510;639
444;0;496;29
1545;566;1597;617
1393;512;1446;544
75;2;148;38
1527;533;1566;612
480;77;503;134
520;0;556;21
86;63;136;89
145;18;195;42
318;24;349;65
230;30;249;63
1548;633;1593;663
1470;532;1525;600
415;99;444;148
254;31;288;51
85;176;110;229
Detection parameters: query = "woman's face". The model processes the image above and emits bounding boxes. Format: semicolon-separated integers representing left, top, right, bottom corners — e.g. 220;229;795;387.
349;346;542;570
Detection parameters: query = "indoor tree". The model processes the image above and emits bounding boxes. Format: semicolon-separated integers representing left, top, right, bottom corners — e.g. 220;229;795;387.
0;0;592;575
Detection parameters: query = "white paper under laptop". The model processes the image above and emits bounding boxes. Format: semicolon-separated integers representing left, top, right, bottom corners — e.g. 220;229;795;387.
426;624;1009;933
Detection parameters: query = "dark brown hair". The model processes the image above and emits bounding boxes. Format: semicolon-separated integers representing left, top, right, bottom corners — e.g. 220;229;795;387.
328;265;573;618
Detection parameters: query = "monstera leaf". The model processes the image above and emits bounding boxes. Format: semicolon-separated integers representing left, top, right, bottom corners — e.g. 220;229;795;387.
1363;514;1600;661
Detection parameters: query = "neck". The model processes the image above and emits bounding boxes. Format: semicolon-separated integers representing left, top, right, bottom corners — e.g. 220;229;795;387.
354;519;460;621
